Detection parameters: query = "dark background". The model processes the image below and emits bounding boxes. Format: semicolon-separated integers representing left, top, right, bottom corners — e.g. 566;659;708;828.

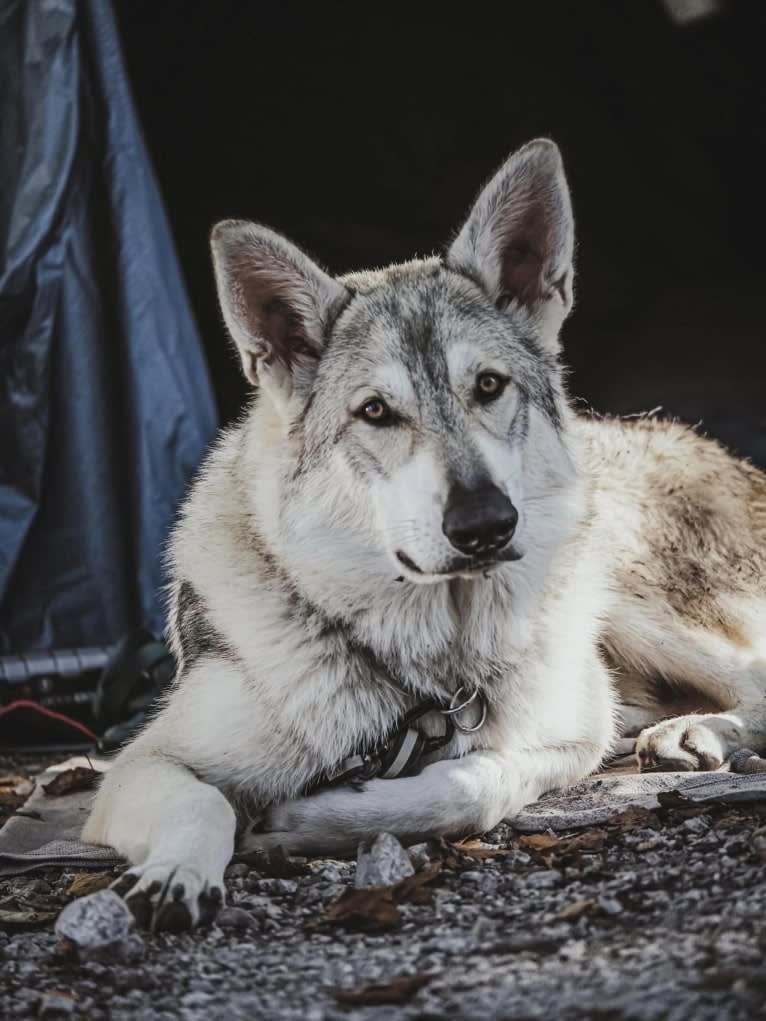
114;0;765;464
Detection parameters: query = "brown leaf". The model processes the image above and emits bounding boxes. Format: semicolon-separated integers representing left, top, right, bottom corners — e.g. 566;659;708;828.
320;863;442;932
233;845;308;877
431;837;509;871
516;833;560;853
656;790;709;819
556;898;597;921
0;775;27;786
391;862;442;905
42;767;99;797
0;789;24;809
66;872;114;898
515;829;607;867
449;837;510;861
560;830;607;856
52;939;79;963
12;892;64;912
0;908;57;927
607;806;660;832
714;813;748;832
325;888;401;932
331;974;432;1006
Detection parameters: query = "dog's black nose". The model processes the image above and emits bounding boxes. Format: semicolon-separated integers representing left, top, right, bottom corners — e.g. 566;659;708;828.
442;482;518;557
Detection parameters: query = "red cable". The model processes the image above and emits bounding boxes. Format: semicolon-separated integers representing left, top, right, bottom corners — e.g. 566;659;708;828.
0;699;98;742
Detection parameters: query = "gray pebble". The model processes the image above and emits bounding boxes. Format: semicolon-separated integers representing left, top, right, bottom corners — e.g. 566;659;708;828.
682;816;710;835
524;870;561;888
407;842;433;869
38;992;76;1016
355;832;415;888
458;870;486;883
598;896;624;916
180;991;212;1008
216;906;256;931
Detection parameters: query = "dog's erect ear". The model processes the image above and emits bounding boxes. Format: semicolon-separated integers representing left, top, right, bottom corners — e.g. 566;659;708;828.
447;139;574;349
210;220;349;397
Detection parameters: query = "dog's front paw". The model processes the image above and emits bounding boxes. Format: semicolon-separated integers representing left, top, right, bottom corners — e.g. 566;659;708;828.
111;862;224;932
242;796;356;856
636;714;739;772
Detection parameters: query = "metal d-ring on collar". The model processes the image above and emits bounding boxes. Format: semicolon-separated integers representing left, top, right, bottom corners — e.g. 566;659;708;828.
439;685;487;733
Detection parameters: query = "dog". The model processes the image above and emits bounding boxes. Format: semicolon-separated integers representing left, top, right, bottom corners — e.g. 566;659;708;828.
83;139;766;931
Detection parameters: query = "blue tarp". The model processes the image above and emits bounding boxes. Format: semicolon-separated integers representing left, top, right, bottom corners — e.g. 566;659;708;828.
0;0;217;655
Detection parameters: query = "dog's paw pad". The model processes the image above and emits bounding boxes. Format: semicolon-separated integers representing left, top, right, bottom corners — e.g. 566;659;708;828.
198;885;223;927
110;871;140;898
124;889;155;929
154;899;193;933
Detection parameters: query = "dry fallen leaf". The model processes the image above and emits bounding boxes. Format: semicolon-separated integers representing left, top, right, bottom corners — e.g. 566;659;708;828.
391;862;442;904
516;833;560;853
714;813;748;832
331;973;432;1006
0;907;58;927
656;790;696;809
516;829;607;867
556;898;598;921
559;830;607;856
0;789;24;810
65;872;114;898
0;776;33;795
606;806;660;832
42;767;99;797
325;887;402;932
321;863;442;932
435;838;510;869
0;775;27;786
233;845;308;877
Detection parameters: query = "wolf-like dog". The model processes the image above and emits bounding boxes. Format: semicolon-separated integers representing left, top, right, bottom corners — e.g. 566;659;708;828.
84;140;766;930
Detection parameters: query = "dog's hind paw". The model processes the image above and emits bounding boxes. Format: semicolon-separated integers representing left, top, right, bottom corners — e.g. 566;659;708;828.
111;863;224;932
636;713;741;772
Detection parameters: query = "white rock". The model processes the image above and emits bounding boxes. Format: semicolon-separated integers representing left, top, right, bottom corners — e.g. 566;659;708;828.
355;832;415;888
55;890;139;960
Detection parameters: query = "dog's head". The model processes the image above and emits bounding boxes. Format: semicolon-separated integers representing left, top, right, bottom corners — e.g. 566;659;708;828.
211;140;578;584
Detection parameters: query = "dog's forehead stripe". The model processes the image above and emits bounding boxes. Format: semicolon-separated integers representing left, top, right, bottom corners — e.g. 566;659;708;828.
319;268;562;430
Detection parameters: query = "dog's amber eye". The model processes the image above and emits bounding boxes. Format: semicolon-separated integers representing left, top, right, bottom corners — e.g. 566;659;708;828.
475;372;507;402
359;398;391;425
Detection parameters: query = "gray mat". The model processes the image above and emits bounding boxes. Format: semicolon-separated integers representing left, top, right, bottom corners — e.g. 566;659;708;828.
0;756;121;876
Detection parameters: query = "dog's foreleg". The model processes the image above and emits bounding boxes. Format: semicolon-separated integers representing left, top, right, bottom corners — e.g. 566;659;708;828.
83;746;236;931
243;740;603;856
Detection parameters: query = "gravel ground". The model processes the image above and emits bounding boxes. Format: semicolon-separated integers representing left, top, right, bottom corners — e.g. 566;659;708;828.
2;754;766;1020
